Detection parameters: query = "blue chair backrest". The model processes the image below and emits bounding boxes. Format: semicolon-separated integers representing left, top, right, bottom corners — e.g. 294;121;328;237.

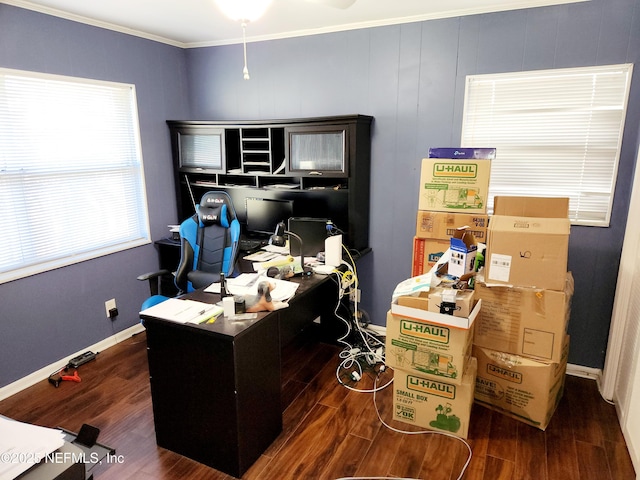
175;191;240;293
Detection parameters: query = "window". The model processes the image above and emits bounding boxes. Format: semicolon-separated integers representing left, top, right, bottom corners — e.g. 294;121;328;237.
0;68;150;283
461;64;633;226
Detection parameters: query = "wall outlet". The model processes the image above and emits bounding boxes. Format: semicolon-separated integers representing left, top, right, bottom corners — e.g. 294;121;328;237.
105;298;117;319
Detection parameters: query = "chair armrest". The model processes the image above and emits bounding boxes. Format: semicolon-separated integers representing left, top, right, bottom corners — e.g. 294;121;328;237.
137;270;171;282
137;270;172;297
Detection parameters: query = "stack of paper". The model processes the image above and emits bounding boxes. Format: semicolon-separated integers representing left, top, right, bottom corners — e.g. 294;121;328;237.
0;417;66;479
139;299;223;324
205;273;299;302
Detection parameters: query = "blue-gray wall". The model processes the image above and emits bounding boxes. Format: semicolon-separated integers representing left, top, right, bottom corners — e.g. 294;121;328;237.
0;4;189;387
0;0;639;389
185;0;640;369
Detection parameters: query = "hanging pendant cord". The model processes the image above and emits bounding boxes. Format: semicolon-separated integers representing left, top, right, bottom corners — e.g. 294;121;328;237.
242;22;250;80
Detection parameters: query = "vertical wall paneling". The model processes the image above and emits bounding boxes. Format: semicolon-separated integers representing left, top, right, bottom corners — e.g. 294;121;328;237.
183;0;640;369
1;0;640;391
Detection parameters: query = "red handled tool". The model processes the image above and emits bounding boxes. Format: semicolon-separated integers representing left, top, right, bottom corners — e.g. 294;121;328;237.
48;368;81;387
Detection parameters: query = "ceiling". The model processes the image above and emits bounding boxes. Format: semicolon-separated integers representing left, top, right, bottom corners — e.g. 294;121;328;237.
5;0;584;48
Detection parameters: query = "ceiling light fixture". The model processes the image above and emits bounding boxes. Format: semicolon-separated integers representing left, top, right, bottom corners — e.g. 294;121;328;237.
214;0;273;80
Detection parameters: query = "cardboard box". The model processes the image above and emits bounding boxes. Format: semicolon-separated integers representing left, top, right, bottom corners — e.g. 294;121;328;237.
391;295;481;330
427;288;476;318
397;291;430;310
474;273;573;362
449;228;478;278
418;148;494;214
428;148;496;160
493;196;568;218
415;211;489;242
473;337;569;430
412;237;449;276
393;357;477;439
386;299;480;383
485;196;570;291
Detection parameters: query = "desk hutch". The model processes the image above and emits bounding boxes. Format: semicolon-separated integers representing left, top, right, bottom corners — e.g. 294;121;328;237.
167;114;373;251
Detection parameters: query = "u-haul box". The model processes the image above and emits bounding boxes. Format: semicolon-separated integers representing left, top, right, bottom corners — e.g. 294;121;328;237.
386;299;480;385
418;148;494;214
393;357;477;439
473;336;569;430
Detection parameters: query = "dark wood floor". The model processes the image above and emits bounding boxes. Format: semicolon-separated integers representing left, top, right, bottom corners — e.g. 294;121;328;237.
0;329;635;480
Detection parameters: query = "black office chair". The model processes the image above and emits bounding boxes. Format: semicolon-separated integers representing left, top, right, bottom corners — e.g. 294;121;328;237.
138;191;241;310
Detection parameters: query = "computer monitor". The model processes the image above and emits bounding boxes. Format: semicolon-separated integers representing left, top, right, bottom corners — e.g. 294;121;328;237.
245;197;294;236
288;217;329;258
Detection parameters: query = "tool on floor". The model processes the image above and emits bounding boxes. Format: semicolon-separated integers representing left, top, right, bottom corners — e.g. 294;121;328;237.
48;351;98;387
48;367;81;387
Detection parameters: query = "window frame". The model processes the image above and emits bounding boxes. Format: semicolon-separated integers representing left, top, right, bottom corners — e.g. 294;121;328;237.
460;64;633;227
0;68;151;284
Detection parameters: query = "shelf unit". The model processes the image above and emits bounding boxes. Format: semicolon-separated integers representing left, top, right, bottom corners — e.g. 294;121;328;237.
167;115;373;252
240;127;272;174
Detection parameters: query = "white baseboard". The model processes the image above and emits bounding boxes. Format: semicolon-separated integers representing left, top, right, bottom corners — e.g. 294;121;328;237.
565;363;611;402
566;363;602;381
0;323;145;402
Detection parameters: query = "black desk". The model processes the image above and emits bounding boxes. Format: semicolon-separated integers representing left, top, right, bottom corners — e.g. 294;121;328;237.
141;273;340;478
17;442;85;480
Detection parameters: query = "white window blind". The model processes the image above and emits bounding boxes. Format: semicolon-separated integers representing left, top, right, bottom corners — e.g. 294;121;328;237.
0;68;150;284
461;64;633;226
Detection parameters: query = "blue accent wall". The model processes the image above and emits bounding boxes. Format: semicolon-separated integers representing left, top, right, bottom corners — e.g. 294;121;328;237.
0;0;638;389
0;4;190;387
185;0;640;369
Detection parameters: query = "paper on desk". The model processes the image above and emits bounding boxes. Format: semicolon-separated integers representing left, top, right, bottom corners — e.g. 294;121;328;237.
139;298;222;324
262;278;299;301
262;244;289;254
0;417;65;480
216;274;299;302
203;273;261;295
227;273;262;287
242;250;281;262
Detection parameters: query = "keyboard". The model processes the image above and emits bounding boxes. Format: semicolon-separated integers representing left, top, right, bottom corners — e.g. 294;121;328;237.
239;238;267;252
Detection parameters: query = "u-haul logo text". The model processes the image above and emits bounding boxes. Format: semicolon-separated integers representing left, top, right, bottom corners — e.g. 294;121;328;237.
432;163;478;178
487;364;523;384
400;320;450;344
407;375;456;399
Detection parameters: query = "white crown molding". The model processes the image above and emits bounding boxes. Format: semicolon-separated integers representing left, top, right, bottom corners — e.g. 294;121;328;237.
2;0;187;48
4;0;588;49
186;0;588;48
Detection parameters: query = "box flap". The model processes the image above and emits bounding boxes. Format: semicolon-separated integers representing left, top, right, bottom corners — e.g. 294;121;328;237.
391;298;481;329
397;292;430;310
493;196;569;218
488;215;570;235
451;228;478;251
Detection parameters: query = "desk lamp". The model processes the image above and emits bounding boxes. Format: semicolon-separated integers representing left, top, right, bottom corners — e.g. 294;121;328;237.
270;221;312;276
